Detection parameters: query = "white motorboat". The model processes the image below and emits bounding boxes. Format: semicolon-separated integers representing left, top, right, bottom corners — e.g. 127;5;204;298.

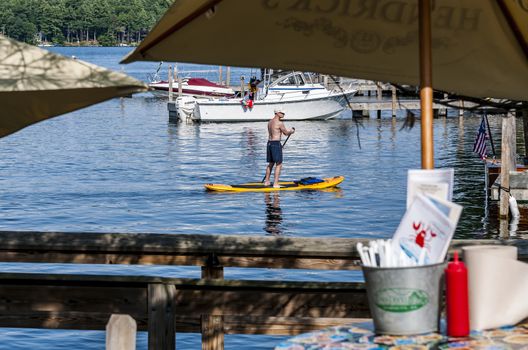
175;71;356;122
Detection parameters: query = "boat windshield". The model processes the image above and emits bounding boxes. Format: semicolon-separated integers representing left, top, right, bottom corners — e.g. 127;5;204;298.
277;74;297;86
274;72;307;87
303;73;314;84
296;73;306;85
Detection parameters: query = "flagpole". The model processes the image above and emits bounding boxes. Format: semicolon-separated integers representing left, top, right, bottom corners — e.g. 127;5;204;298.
484;113;496;157
419;0;434;169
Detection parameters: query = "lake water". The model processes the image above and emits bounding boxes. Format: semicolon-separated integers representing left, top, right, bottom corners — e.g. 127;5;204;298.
0;47;520;349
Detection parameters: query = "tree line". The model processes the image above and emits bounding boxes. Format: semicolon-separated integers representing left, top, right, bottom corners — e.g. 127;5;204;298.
0;0;173;46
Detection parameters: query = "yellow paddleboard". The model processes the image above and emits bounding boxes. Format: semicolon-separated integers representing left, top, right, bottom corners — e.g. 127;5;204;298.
204;176;344;192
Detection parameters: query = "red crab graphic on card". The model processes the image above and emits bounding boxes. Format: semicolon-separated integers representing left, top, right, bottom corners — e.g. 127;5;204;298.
412;221;437;248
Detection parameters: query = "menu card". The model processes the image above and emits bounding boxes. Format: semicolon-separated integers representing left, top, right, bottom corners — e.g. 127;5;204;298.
407;168;454;208
393;193;462;264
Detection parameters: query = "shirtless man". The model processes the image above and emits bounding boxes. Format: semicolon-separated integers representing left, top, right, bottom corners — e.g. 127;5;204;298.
264;108;295;188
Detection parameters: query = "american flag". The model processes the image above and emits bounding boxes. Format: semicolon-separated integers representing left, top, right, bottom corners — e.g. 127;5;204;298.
473;117;488;159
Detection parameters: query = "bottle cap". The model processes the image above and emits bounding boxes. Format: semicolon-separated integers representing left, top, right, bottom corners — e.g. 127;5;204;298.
446;250;465;271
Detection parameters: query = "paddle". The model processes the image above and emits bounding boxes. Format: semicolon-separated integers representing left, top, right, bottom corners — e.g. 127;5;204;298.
261;128;295;184
281;130;293;148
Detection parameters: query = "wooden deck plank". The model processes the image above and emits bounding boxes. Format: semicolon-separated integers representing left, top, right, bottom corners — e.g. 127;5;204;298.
0;312;366;336
0;232;527;268
0;275;369;336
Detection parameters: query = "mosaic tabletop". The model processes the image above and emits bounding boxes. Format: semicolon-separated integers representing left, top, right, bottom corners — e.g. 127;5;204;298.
274;321;528;350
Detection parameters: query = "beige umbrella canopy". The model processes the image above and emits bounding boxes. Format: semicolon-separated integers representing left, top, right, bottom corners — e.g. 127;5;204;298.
0;34;148;138
122;0;527;169
122;0;527;101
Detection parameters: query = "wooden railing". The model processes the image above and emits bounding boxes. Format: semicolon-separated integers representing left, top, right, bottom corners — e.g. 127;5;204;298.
0;231;526;350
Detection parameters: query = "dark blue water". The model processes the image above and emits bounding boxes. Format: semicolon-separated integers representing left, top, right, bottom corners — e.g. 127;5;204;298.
0;47;515;349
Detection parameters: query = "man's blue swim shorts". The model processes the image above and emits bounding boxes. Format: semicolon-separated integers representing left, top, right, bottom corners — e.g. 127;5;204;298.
266;140;283;163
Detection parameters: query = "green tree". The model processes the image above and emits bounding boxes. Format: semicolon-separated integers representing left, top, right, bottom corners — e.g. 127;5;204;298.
34;0;66;43
91;0;112;42
0;1;15;35
8;17;37;44
0;0;174;45
98;32;116;46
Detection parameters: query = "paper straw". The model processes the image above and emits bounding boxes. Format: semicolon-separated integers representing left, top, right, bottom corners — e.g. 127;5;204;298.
368;246;377;267
356;242;367;266
378;240;386;267
418;247;426;265
363;247;372;266
385;241;392;267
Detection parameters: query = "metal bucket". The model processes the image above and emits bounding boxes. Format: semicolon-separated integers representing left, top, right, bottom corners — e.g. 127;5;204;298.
362;262;446;335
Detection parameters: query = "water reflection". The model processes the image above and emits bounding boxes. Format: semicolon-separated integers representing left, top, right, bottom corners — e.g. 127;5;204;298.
243;127;258;155
456;115;465;157
318;187;345;198
241;127;260;169
509;216;519;237
484;203;528;238
264;192;283;235
390;117;397;149
376;118;382;151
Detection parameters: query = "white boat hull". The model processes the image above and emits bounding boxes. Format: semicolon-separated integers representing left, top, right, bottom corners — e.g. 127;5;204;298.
193;91;355;122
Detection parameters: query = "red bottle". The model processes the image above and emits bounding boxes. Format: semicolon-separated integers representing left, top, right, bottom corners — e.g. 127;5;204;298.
445;251;470;337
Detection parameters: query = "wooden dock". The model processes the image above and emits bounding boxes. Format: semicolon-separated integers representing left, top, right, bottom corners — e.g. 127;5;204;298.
348;97;448;112
0;231;527;349
343;79;476;117
487;161;528;201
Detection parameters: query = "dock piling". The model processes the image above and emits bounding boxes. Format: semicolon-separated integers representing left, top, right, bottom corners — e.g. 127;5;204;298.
168;65;174;103
376;83;382;119
499;111;517;220
201;256;225;350
459;100;464;117
148;283;176;350
352;110;363;118
201;315;224;350
391;85;397;118
177;77;183;96
106;314;137;350
522;108;528;165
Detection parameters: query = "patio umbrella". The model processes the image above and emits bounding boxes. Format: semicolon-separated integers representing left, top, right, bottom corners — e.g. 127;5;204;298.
121;0;528;169
0;34;148;139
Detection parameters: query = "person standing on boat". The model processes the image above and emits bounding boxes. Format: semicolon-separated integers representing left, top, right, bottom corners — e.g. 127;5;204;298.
264;108;295;188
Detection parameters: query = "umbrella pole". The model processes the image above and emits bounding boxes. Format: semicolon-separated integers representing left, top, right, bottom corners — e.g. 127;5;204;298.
419;0;434;169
